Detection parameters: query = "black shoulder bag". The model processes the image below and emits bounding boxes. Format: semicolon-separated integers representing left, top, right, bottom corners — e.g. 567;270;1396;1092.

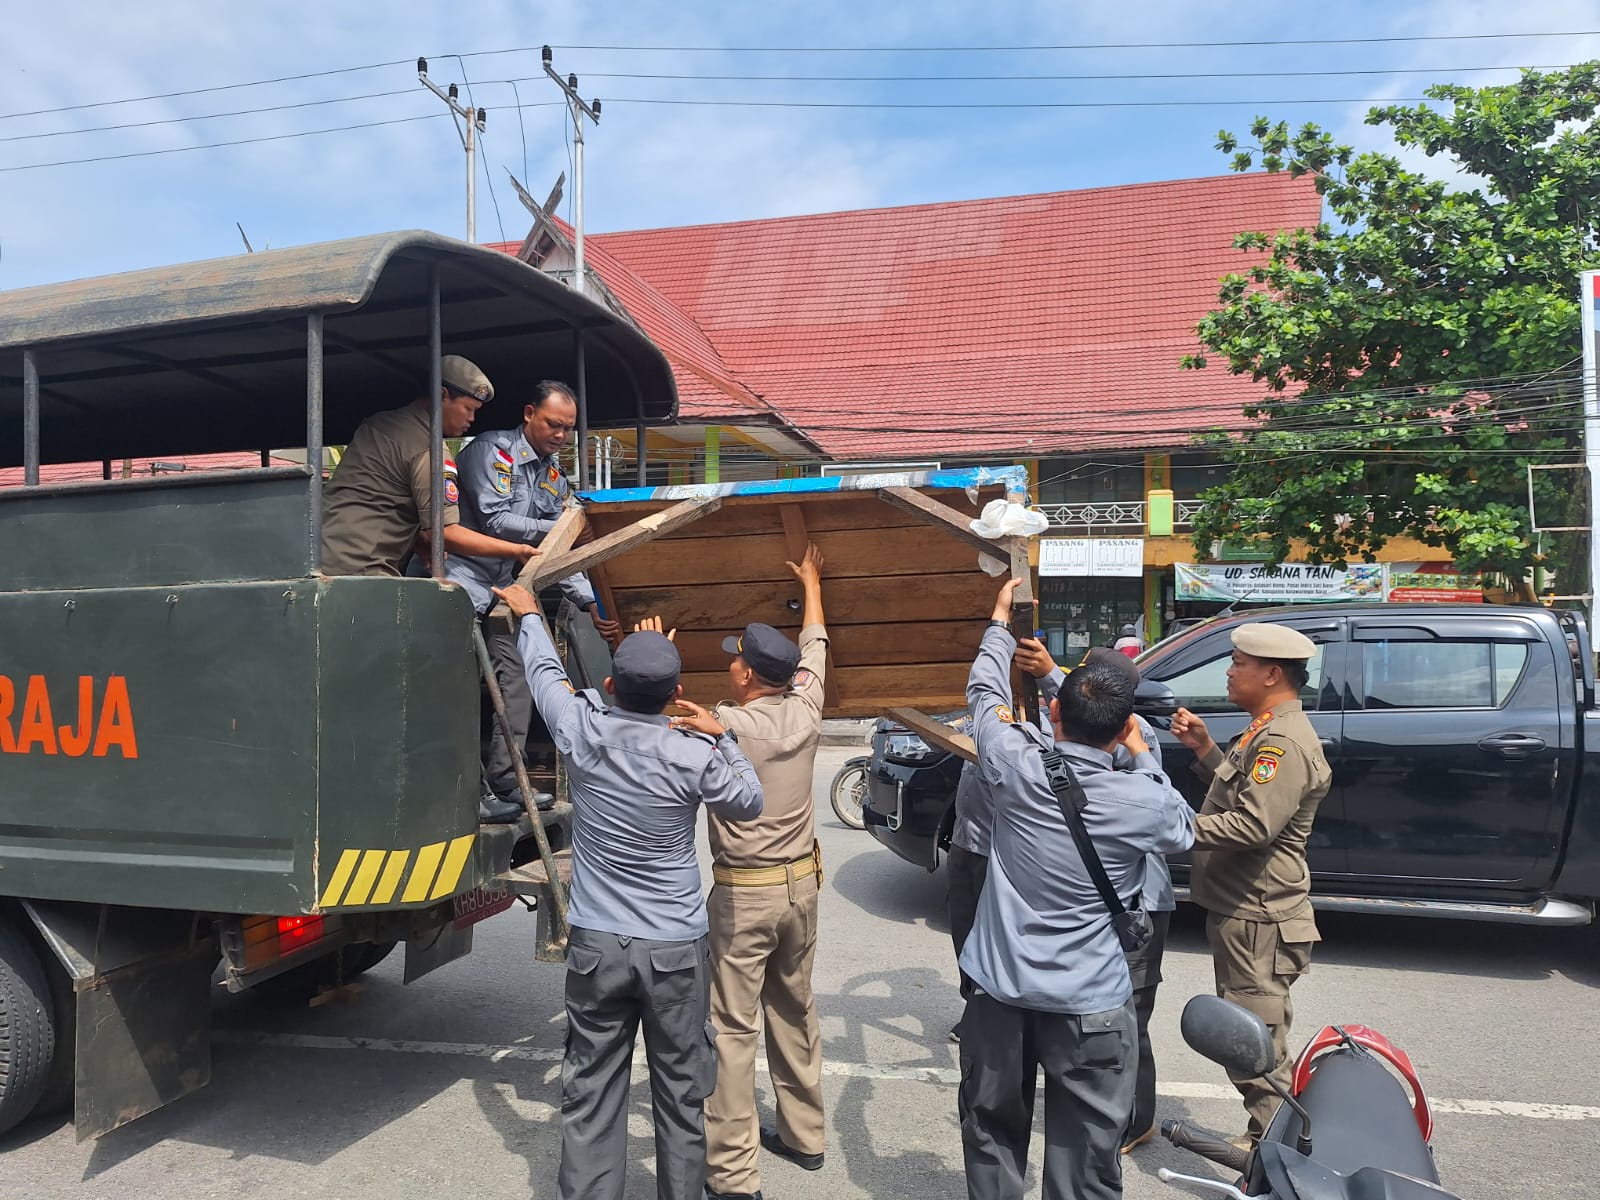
1038;746;1153;953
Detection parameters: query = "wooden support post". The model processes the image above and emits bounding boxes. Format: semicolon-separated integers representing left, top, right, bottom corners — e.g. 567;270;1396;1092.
1009;538;1040;726
779;504;840;709
885;707;977;764
528;495;723;590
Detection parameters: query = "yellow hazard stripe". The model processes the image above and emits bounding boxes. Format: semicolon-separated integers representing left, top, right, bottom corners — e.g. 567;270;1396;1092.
342;850;389;907
318;833;478;909
370;850;412;905
429;834;477;900
402;841;449;904
317;849;362;908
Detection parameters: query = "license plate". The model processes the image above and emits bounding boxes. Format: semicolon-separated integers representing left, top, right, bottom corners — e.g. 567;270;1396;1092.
452;884;514;928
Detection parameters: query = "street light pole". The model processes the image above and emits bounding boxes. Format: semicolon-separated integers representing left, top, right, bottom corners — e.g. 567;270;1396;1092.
417;58;487;243
542;46;601;296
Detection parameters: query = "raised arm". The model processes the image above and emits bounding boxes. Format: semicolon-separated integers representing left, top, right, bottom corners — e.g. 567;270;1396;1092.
495;585;580;739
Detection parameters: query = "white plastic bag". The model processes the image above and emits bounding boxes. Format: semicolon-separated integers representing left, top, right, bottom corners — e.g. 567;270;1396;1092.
970;499;1048;539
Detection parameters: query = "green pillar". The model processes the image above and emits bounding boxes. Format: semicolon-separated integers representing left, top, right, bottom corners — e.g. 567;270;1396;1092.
704;425;721;484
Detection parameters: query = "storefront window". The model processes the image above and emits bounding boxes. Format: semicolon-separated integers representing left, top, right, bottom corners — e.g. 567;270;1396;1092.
1038;576;1146;658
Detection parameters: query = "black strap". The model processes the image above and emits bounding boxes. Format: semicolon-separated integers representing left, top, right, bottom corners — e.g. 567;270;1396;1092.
1038;745;1127;917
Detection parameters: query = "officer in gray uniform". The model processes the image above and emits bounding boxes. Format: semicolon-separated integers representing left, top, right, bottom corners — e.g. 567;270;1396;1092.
493;583;763;1200
1014;641;1177;1153
448;381;619;821
959;580;1194;1200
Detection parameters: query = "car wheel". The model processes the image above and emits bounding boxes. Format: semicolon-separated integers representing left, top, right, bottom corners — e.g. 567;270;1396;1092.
830;756;870;830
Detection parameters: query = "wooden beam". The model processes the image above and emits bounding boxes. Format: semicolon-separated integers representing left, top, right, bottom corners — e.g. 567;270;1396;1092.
780;503;840;709
527;496;723;590
488;505;590;620
885;707;977;764
877;485;1021;566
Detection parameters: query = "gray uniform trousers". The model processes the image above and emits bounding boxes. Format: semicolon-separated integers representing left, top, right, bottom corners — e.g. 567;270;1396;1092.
958;991;1136;1200
1123;909;1171;1141
482;615;536;800
558;927;718;1200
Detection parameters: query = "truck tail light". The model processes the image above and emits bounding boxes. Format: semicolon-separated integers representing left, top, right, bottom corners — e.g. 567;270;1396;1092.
240;913;328;969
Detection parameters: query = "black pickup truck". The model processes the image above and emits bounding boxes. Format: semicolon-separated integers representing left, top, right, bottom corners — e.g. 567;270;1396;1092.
863;603;1600;926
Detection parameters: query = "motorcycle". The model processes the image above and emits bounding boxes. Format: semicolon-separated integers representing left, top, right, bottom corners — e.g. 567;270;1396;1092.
1159;994;1462;1200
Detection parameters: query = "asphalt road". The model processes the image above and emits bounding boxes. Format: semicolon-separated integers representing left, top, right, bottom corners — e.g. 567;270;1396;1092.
5;744;1599;1199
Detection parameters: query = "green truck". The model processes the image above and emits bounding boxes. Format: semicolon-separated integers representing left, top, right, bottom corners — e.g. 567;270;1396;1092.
0;232;677;1139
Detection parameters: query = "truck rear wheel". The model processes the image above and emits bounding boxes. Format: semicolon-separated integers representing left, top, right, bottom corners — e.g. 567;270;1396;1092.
0;922;57;1135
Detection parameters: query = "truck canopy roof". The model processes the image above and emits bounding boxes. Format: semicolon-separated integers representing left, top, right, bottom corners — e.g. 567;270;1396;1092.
0;230;677;469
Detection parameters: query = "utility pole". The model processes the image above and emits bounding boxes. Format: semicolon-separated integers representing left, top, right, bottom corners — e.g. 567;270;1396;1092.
541;46;601;296
417;58;487;243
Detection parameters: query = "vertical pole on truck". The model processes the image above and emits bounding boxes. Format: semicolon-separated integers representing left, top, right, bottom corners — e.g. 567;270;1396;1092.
573;326;590;489
1582;270;1600;634
428;267;446;581
306;312;324;569
472;624;569;942
22;351;40;486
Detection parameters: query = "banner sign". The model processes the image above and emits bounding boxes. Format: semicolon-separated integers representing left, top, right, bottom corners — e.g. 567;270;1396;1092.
1174;561;1386;604
1039;538;1145;578
1386;563;1484;604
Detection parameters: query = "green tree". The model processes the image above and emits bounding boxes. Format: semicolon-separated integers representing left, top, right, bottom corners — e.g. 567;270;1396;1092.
1184;63;1600;584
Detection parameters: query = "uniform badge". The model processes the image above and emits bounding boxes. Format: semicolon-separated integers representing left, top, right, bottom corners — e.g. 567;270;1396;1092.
994;704;1014;724
792;668;815;689
443;457;459;506
492;464;512;496
539;464;562;497
1251;752;1281;784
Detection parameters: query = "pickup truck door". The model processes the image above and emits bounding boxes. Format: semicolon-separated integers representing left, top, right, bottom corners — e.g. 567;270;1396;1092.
1338;614;1571;888
1144;617;1348;878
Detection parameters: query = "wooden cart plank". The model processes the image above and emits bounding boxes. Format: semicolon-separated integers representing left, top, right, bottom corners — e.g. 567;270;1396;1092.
529;496;722;590
885;707;978;764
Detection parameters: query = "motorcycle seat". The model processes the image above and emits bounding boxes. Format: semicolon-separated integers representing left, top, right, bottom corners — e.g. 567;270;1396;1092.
1271;1049;1439;1185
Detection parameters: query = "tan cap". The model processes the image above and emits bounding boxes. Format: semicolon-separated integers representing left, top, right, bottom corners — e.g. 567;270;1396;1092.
1232;622;1316;660
440;354;493;403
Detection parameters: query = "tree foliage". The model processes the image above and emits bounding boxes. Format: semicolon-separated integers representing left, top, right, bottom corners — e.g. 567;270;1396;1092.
1185;63;1600;578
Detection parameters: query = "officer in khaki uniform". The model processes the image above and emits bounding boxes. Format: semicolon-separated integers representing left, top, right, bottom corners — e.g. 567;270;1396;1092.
697;544;829;1200
320;355;534;577
1171;623;1332;1144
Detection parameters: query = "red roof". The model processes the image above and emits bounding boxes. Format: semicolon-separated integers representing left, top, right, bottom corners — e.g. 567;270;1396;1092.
583;173;1321;459
0;451;297;489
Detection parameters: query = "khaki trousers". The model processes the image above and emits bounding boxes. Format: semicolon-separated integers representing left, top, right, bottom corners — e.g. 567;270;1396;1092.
1204;911;1316;1140
704;872;823;1194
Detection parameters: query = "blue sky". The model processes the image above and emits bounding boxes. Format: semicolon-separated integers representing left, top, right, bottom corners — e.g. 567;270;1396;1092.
3;1;1598;289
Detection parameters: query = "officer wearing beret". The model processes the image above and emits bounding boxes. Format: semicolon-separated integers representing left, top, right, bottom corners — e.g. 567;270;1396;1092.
1171;622;1332;1146
321;354;536;577
493;584;764;1200
700;544;830;1200
448;380;622;823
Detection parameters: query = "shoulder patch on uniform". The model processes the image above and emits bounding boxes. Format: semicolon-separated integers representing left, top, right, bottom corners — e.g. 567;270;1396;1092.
792;668;815;689
1251;753;1280;784
561;680;575;694
491;461;512;496
494;446;514;466
994;704;1014;724
1256;745;1285;757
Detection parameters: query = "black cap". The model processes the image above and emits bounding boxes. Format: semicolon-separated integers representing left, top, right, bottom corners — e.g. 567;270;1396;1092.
1074;645;1141;686
611;631;681;700
721;622;801;685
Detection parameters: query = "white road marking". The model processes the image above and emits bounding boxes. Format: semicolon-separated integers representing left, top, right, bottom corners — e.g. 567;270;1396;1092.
214;1030;1600;1121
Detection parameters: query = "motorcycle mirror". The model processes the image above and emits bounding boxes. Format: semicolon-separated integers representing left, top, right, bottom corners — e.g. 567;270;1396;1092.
1133;678;1178;717
1179;995;1275;1077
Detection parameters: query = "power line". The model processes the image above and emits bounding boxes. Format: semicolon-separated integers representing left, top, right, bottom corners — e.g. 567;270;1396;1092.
578;63;1576;83
535;31;1599;53
0;112;447;174
0;59;415;122
601;96;1437;110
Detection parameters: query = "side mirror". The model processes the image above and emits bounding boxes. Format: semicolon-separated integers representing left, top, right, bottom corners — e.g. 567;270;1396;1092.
1133;678;1178;717
1179;995;1275;1077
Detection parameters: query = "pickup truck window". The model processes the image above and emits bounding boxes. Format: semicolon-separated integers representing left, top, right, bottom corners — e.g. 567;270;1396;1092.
1361;640;1530;710
1158;641;1328;714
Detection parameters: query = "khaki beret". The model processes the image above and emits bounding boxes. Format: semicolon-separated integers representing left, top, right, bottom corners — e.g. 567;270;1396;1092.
1232;622;1316;661
440;354;494;403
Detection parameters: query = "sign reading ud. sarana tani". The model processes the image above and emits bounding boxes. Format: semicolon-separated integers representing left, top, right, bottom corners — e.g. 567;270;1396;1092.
1175;561;1387;604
